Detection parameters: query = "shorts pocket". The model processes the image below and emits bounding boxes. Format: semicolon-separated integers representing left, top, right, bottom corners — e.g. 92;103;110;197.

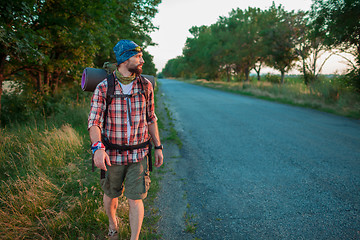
144;173;151;192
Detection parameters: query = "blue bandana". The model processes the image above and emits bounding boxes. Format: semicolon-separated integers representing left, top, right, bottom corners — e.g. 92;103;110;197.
113;40;142;65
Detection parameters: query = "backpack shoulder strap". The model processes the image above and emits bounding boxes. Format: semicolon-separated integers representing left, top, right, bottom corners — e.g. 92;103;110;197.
102;73;115;133
139;75;149;100
139;75;151;122
106;73;115;105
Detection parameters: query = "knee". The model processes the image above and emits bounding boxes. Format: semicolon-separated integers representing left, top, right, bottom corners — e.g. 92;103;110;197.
128;199;143;208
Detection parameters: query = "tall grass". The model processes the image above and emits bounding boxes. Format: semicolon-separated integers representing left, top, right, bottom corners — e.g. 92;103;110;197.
0;85;163;239
0;88;111;239
0;122;109;239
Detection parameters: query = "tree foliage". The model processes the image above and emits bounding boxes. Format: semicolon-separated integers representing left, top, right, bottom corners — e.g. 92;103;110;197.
227;7;264;81
0;0;161;126
261;4;301;83
163;5;306;83
311;0;360;90
163;1;359;91
162;56;188;78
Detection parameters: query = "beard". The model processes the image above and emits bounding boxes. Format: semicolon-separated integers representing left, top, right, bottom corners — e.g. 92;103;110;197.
128;63;143;75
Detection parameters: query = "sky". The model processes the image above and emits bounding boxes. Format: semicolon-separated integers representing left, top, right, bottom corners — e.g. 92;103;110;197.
147;0;350;74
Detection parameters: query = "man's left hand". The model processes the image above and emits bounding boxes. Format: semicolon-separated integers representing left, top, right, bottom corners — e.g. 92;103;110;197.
154;149;163;168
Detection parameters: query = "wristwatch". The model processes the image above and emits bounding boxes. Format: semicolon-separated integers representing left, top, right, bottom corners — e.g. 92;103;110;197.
154;144;163;150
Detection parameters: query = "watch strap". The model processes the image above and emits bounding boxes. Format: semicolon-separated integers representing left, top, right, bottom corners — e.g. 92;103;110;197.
154;144;163;150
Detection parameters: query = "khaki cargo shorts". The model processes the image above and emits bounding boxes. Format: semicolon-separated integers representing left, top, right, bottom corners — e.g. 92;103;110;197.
100;157;151;200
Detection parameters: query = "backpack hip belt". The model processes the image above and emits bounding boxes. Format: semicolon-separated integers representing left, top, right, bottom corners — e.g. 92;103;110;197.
102;135;151;155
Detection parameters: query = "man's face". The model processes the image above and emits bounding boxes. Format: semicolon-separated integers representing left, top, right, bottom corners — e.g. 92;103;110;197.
126;52;145;75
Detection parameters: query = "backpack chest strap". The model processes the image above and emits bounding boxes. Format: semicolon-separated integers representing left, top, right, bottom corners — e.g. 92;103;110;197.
110;91;146;126
110;90;145;99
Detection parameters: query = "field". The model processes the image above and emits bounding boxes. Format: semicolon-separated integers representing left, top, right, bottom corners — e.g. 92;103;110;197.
185;75;360;119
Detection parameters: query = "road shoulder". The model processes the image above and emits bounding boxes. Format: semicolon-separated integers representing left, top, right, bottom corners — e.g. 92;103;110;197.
152;86;194;239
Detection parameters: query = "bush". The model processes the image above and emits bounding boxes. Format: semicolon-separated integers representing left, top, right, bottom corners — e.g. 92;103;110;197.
342;68;360;93
310;76;340;103
1;82;90;127
157;72;164;78
264;73;281;84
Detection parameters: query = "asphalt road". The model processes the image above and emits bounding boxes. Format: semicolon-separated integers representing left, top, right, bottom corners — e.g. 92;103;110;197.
155;79;360;240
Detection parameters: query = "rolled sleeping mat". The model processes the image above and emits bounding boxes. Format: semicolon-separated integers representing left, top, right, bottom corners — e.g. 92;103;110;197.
81;67;155;92
81;67;107;92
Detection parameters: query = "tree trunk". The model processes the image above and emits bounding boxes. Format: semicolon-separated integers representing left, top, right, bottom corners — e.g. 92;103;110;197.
44;66;50;93
37;70;43;92
244;67;250;82
254;62;262;81
52;70;61;94
254;68;261;81
226;66;230;82
302;56;309;85
0;53;6;126
357;44;360;66
280;71;285;84
254;67;261;81
0;74;3;126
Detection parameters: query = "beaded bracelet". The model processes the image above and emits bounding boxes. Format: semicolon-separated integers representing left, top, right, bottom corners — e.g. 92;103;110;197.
91;141;106;154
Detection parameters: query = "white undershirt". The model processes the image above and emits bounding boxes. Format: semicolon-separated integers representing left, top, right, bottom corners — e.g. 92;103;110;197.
120;82;133;143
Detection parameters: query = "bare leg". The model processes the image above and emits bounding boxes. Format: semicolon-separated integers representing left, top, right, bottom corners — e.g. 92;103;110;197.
128;199;144;240
103;194;119;231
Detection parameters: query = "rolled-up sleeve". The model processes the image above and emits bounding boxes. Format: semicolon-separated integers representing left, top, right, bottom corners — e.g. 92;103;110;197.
88;81;107;130
146;82;158;125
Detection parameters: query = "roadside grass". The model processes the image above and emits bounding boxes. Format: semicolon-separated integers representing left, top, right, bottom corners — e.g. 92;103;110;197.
184;212;197;234
163;105;183;149
0;95;110;239
0;84;167;239
156;88;183;149
184;203;197;234
182;76;360;119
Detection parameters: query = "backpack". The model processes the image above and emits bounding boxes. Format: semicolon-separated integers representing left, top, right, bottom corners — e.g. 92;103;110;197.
81;65;155;178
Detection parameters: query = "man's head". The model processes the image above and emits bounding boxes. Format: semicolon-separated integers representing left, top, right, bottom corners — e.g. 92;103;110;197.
113;40;144;75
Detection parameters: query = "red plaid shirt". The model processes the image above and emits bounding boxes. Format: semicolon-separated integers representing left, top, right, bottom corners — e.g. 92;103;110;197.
88;74;157;165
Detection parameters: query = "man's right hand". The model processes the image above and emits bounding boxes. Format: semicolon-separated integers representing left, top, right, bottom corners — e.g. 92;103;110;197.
93;150;111;171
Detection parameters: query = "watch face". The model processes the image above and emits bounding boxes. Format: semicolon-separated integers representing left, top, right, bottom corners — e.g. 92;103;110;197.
155;145;163;149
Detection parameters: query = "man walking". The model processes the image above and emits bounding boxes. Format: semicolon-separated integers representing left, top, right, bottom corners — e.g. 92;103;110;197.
88;40;163;239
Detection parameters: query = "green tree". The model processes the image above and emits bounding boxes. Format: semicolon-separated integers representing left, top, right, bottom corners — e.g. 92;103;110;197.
0;0;160;126
183;25;221;80
227;7;263;81
162;56;188;78
311;0;360;90
252;9;270;81
166;4;312;84
294;11;332;85
0;0;40;125
261;4;300;84
142;50;157;76
210;18;235;82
